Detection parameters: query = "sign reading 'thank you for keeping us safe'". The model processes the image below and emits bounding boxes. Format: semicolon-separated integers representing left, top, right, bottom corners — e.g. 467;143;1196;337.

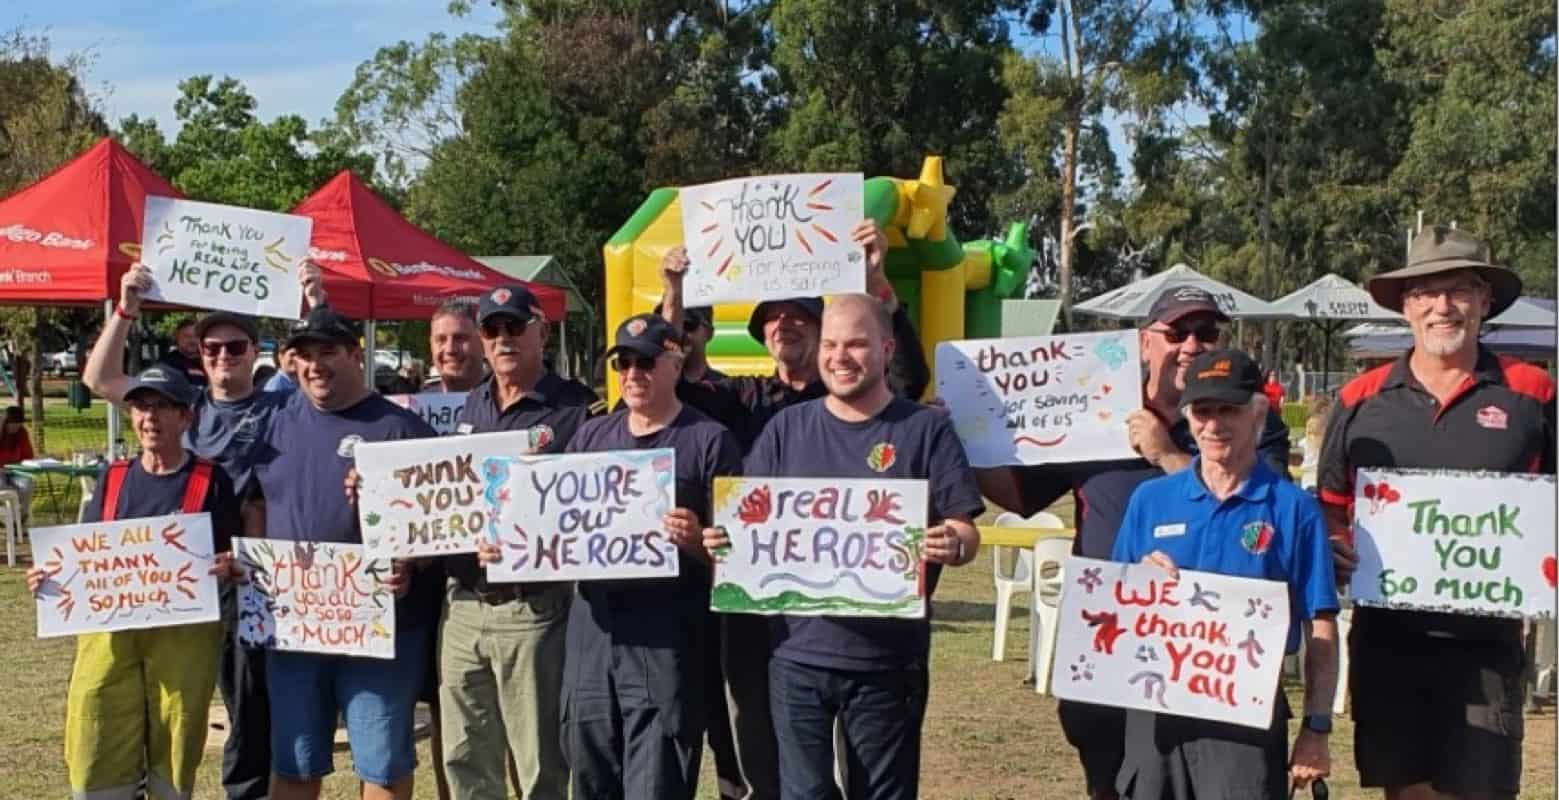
679;173;864;305
1350;468;1556;618
140;196;310;319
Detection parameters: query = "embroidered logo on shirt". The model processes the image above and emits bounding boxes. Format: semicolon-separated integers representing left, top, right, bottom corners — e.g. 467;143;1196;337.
1476;405;1508;430
1240;521;1275;555
866;442;897;472
336;434;364;459
525;424;554;454
1152;523;1186;538
456;423;474;435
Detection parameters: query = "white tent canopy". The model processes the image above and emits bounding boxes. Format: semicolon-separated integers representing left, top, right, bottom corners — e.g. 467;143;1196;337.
1488;296;1556;328
1266;274;1401;322
1073;263;1276;320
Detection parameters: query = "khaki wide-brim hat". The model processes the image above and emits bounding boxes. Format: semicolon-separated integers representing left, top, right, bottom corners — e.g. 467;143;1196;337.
1366;225;1521;317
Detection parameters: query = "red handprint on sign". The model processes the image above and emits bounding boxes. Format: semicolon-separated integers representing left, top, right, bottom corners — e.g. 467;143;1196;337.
738;486;773;525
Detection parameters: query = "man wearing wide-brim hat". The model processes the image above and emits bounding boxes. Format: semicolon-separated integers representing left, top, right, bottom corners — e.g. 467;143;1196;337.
1320;225;1555;799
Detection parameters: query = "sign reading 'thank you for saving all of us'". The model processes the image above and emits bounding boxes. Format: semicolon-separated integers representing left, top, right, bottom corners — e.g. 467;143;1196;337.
140;196;310;319
679;173;864;305
936;330;1141;467
1350;468;1556;618
1052;557;1291;729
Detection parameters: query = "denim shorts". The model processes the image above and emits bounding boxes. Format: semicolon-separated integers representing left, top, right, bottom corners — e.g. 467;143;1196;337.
266;624;429;785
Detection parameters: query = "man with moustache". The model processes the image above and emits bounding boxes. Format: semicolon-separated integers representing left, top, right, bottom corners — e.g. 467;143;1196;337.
1322;227;1555;800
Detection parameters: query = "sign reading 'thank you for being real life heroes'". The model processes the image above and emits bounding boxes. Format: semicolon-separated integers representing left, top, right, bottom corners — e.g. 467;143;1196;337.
140;196;310;319
936;331;1142;467
1052;557;1291;729
1350;468;1556;618
679;173;865;305
709;477;928;619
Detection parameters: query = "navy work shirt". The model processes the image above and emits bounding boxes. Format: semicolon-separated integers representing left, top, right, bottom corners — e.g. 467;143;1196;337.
745;398;985;671
83;456;242;553
184;388;291;498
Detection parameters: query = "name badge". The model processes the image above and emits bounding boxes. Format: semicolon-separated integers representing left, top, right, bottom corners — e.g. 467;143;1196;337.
455;423;474;435
1153;523;1186;539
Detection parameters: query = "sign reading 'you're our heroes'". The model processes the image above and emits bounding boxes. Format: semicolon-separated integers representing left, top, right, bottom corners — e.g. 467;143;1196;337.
1052;557;1291;730
355;431;531;559
234;538;395;659
709;477;928;619
483;449;679;583
1350;468;1556;618
936;331;1142;467
386;392;467;436
32;514;219;638
140;196;310;319
679;173;865;305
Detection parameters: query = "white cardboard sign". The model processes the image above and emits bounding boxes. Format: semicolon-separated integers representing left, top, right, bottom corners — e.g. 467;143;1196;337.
1053;557;1291;729
386;392;467;436
233;538;396;659
140;195;310;319
679;173;864;304
936;331;1141;467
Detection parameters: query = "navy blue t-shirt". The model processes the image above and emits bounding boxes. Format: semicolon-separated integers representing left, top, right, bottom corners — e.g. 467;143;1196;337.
744;397;985;671
185;388;291;498
83;456;242;553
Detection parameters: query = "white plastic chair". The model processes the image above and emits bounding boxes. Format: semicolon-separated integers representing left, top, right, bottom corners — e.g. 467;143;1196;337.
990;511;1035;661
0;488;22;567
1332;603;1352;716
1031;535;1072;696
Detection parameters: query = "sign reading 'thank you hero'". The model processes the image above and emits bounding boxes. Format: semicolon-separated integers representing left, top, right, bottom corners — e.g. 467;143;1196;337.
140;196;310;319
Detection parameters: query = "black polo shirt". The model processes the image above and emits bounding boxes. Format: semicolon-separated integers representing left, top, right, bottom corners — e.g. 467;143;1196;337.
445;370;598;592
1320;347;1556;641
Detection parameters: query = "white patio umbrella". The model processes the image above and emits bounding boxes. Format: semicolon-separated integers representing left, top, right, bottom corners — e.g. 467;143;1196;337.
1267;274;1401;371
1073;263;1277;320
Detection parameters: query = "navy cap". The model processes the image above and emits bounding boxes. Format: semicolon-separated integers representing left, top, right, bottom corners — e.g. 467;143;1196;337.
747;297;824;342
194;311;260;342
283;306;361;350
607;313;684;360
477;285;541;326
124;365;196;407
1180;349;1263;407
1147;286;1230;325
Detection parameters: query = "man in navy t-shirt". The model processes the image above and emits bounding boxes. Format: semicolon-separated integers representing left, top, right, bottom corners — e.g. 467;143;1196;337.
248;306;439;799
706;295;983;800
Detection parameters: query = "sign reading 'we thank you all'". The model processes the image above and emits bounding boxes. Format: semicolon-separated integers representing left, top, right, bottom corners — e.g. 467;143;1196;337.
140;196;310;319
1350;468;1556;618
234;538;395;659
1053;557;1291;729
936;331;1141;467
680;173;864;305
710;477;928;619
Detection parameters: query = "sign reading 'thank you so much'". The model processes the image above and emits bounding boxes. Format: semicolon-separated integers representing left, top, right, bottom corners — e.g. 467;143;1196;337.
140;195;311;319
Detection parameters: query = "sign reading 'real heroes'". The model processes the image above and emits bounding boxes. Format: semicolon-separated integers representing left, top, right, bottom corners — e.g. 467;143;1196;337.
936;331;1142;467
484;449;680;583
32;514;220;638
1052;557;1291;729
234;538;395;659
386;392;468;437
709;477;928;619
1350;469;1556;618
355;431;530;559
679;173;865;305
140;196;310;319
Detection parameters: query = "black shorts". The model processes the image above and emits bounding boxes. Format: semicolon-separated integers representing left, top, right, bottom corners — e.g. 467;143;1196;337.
1350;626;1524;795
1115;699;1289;800
1058;699;1126;794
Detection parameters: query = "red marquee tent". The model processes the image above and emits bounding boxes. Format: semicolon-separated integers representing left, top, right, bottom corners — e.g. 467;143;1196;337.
292;171;565;321
0;138;181;305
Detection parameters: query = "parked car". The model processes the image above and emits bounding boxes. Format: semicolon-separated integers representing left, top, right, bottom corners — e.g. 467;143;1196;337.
43;351;77;376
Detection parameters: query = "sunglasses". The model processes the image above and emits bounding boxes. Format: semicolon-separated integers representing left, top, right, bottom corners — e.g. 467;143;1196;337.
1154;325;1221;345
612;353;660;373
480;318;530;339
201;340;251;357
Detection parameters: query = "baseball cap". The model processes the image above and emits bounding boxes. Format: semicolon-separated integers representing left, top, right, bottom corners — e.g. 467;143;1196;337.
747;297;824;342
652;301;712;331
477;285;541;326
607;313;684;360
123;365;196;407
283;306;361;351
1180;349;1263;407
1147;286;1231;326
194;311;259;342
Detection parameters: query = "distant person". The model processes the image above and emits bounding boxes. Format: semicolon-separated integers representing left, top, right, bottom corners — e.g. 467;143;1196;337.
263;346;298;393
398;359;425;389
0;406;35;514
158;318;208;387
1262;370;1284;408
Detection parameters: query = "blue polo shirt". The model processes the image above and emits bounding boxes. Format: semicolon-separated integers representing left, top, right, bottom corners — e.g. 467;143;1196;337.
1110;458;1337;653
185;388;292;498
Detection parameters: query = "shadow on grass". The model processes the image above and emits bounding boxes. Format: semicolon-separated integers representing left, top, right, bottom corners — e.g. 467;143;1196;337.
931;598;1000;622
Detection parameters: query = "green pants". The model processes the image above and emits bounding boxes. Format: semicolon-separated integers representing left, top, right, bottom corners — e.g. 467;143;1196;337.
439;584;571;800
65;622;224;800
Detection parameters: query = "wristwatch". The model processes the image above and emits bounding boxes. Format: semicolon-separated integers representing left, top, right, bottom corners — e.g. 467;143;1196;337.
1301;713;1332;734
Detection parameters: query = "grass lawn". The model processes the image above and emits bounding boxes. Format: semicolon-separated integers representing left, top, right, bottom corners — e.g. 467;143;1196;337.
0;513;1552;798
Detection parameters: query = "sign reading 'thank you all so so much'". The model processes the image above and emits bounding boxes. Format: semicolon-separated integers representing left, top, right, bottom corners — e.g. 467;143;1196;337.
234;538;396;659
1349;468;1556;618
679;173;864;305
140;196;311;319
936;330;1141;467
709;477;928;619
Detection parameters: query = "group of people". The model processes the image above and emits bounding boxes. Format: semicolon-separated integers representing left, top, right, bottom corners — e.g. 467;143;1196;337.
24;220;1555;800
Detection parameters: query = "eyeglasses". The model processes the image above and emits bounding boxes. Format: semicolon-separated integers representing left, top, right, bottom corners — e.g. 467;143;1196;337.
127;397;181;413
1152;325;1221;345
480;318;529;339
201;340;250;358
1404;283;1483;306
611;353;659;373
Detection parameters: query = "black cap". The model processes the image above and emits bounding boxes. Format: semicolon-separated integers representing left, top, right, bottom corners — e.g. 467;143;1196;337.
283;306;361;350
607;313;684;360
1147;286;1230;325
477;285;541;326
123;365;196;407
652;301;712;330
1180;349;1263;407
747;297;824;342
194;311;259;342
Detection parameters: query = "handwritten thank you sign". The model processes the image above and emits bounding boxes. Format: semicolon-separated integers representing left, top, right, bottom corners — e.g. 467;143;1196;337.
680;173;864;304
234;538;395;659
1053;557;1290;729
710;477;928;619
33;513;219;638
1350;469;1555;618
936;331;1141;466
140;196;310;319
386;392;467;436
